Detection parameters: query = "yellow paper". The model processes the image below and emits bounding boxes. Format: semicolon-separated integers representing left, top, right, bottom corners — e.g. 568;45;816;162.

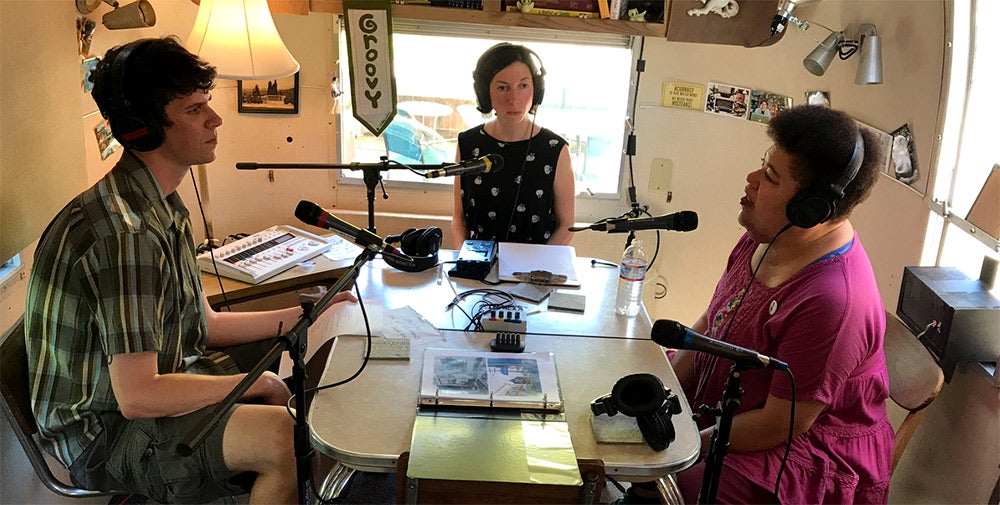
408;415;581;486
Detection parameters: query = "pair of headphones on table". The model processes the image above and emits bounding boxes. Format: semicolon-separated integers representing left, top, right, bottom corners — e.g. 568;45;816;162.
472;42;546;114
383;227;442;273
101;40;164;152
785;130;865;228
591;373;683;451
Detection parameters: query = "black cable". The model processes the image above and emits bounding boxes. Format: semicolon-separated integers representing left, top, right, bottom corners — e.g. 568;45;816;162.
696;223;793;398
304;282;372;396
188;167;231;311
774;369;796;496
623;37;646;214
695;223;795;495
502;114;536;243
445;288;516;331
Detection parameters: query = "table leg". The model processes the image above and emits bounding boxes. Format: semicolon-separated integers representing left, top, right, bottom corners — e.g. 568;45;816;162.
656;474;685;505
315;461;357;502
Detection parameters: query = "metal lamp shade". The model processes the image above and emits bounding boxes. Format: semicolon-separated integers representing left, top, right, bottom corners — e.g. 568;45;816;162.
855;32;884;84
803;32;844;76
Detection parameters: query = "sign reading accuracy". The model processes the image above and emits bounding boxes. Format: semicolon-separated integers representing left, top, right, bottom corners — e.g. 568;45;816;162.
344;0;396;136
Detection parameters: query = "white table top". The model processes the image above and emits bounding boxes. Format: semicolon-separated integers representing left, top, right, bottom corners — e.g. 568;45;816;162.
308;330;700;481
307;252;699;483
351;253;653;339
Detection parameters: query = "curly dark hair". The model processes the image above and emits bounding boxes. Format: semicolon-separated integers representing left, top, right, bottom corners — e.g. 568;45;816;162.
90;36;216;138
767;105;881;220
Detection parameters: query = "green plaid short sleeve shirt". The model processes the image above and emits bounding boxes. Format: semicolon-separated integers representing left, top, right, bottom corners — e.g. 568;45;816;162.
25;151;235;468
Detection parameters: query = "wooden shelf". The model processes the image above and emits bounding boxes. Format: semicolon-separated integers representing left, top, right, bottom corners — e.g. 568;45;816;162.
308;1;669;38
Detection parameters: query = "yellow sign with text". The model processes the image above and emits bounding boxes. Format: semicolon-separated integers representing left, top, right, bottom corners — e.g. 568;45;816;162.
661;82;706;110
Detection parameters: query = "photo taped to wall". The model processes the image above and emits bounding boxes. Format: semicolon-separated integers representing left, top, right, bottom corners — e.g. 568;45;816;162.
704;82;750;119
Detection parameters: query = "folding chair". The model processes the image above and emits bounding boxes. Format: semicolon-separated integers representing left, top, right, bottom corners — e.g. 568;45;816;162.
0;315;121;498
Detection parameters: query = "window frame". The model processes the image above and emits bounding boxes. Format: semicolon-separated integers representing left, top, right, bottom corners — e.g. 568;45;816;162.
926;0;1000;285
333;19;638;202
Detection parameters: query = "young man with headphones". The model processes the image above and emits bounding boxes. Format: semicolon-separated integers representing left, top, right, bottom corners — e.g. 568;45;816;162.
451;42;576;248
645;105;893;505
24;37;355;504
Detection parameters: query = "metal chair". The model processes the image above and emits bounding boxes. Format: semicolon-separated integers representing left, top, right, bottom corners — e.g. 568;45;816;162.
0;315;121;499
884;310;945;475
396;451;605;504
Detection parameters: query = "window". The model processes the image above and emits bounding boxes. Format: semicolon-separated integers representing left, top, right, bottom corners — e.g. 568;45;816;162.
0;254;22;294
336;20;635;196
929;0;1000;290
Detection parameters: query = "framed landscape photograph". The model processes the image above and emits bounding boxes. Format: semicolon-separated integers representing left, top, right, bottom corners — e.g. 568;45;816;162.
237;73;299;114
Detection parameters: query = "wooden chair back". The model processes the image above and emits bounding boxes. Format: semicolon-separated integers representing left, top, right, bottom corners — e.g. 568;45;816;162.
884;311;945;474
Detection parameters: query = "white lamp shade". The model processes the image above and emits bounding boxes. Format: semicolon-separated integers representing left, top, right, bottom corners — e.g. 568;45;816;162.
186;0;300;80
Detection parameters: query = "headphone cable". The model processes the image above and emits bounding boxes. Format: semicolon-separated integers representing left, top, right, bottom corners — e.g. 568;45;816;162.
188;167;231;311
501;114;536;243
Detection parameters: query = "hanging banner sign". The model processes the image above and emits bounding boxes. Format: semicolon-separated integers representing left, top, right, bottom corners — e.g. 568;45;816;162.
343;0;396;136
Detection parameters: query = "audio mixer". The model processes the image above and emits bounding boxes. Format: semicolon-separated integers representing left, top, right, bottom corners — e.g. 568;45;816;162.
197;225;331;284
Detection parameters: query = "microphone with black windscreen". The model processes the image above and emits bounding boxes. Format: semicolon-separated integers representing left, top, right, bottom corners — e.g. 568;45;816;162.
423;153;503;178
651;320;788;371
570;211;699;233
294;200;415;267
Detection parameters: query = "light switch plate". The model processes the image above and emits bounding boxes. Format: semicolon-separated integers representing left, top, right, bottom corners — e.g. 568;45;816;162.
649;158;673;193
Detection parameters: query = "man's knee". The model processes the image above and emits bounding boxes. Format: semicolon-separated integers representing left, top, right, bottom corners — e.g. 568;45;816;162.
225;405;296;473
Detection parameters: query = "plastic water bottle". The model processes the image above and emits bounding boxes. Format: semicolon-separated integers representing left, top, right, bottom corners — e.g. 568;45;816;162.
615;239;647;316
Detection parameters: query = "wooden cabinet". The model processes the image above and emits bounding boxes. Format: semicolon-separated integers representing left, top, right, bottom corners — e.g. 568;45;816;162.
307;0;671;38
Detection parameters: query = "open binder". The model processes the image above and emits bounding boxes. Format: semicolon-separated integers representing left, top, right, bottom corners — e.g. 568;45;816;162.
418;349;563;412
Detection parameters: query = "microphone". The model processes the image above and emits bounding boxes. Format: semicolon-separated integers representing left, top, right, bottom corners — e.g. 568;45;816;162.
293;200;414;266
651;320;788;371
423;154;503;178
576;211;698;233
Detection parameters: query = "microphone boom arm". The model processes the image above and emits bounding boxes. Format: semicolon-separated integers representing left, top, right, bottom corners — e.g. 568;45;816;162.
177;247;378;505
237;157;437;233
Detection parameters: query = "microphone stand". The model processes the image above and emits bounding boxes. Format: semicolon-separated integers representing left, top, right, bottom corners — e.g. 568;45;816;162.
697;363;747;505
237;157;449;233
177;247;378;505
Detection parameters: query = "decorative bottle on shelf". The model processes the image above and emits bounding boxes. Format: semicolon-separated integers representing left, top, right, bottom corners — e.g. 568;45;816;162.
615;239;647;317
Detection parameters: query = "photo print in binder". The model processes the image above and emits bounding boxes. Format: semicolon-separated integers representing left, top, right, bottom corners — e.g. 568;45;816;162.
418;349;563;412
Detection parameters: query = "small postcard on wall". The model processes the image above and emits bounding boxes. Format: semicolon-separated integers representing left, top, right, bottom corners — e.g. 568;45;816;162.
661;82;705;110
95;119;121;160
889;124;922;194
704;82;750;119
857;121;893;178
748;90;792;124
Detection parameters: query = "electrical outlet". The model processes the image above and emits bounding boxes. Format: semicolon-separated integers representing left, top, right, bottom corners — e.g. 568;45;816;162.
649;158;673;193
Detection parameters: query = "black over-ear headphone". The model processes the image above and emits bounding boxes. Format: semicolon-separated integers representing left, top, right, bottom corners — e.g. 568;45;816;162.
472;43;546;114
383;227;442;273
591;373;683;451
105;41;164;152
786;130;865;228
